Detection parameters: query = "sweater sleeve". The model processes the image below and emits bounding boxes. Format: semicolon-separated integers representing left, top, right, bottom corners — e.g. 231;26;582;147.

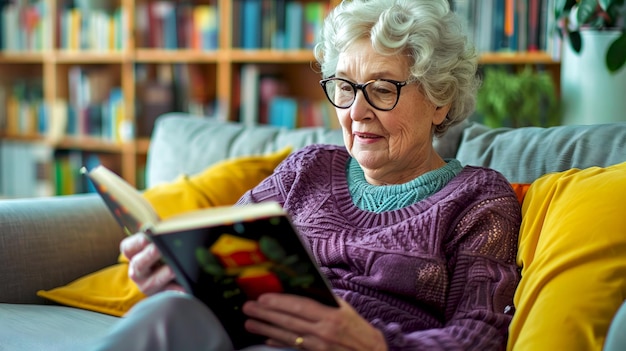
236;145;332;207
376;191;521;351
235;172;288;206
235;149;300;207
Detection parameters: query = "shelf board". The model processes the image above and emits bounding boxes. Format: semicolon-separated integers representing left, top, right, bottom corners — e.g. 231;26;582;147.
478;51;559;65
54;50;130;63
134;49;220;63
0;133;45;141
54;136;127;152
0;52;47;63
135;138;151;154
0;134;126;152
1;49;560;65
229;49;316;63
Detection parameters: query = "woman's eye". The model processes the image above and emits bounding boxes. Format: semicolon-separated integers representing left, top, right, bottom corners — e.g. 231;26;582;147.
338;83;352;92
375;87;393;95
371;86;393;95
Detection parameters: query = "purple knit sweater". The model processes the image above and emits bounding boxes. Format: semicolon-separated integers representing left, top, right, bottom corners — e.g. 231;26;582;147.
237;144;521;350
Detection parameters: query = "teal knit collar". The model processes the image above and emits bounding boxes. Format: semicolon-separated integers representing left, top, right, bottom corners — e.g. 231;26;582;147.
347;158;463;213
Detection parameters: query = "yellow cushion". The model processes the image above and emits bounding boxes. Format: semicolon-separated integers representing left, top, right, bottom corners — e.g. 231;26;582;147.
37;147;291;317
508;161;626;351
142;146;291;220
36;262;146;316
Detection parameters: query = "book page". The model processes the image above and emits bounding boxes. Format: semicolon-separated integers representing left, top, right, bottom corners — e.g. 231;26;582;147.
152;201;285;235
83;165;159;234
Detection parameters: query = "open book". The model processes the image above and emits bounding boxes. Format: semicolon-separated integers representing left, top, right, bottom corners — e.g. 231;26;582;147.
81;165;338;349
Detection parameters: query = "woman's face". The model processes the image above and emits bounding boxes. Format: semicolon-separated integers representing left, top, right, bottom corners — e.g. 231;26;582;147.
335;39;450;185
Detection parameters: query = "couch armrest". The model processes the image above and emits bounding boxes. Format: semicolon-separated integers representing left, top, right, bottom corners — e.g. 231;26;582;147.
0;194;125;304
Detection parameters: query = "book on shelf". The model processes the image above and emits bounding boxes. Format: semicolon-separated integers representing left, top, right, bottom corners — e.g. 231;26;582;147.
303;2;327;49
285;1;303;49
54;149;95;195
81;164;339;349
268;96;297;129
0;140;54;198
192;4;218;50
239;63;260;127
241;0;262;49
450;0;556;55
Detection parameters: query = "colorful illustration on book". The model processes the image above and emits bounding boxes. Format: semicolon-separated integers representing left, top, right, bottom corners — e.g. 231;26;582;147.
194;217;317;301
93;183;141;236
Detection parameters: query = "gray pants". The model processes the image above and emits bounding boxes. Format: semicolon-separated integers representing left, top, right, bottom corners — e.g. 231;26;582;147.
90;291;294;351
605;300;626;351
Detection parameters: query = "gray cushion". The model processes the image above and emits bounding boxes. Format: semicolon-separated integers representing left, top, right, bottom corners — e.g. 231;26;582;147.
456;122;626;183
146;113;466;187
0;195;124;304
0;304;118;351
146;114;344;187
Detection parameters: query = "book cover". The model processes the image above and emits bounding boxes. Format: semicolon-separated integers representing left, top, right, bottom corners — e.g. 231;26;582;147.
241;0;262;49
285;1;303;49
527;0;539;52
492;0;504;51
268;96;297;129
82;165;338;349
239;64;260;126
303;2;326;49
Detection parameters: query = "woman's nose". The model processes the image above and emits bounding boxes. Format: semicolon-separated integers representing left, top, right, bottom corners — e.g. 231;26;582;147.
350;90;372;121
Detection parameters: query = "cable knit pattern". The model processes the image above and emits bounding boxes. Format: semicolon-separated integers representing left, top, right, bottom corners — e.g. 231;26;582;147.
236;144;521;351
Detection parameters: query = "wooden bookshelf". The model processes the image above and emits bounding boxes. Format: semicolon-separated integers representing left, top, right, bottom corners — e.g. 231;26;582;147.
0;0;561;197
478;52;559;65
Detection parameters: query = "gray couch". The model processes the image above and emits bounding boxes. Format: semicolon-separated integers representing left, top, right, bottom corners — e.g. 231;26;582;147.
2;113;626;350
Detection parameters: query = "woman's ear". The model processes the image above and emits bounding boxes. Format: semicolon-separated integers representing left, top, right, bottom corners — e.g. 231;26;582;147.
433;104;451;125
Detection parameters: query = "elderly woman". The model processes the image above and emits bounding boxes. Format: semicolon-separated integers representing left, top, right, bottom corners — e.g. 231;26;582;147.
92;0;521;350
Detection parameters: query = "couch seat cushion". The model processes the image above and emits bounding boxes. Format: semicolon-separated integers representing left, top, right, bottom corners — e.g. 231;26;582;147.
0;303;118;351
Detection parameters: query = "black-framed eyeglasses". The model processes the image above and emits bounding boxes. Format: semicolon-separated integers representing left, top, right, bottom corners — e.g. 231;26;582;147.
319;76;412;111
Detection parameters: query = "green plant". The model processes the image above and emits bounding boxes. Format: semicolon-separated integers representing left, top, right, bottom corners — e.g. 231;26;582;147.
476;66;560;128
555;0;626;72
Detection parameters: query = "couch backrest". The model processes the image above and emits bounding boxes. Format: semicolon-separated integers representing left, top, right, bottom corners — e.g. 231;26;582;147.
146;114;343;187
456;122;626;184
147;113;626;187
145;113;465;187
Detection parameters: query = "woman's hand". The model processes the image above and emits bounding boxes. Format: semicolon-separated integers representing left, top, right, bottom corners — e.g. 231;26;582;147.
242;294;387;351
120;233;184;295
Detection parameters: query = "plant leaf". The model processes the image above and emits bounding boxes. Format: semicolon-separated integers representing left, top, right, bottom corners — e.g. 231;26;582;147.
607;32;626;72
577;0;599;24
556;0;577;18
475;66;559;128
569;30;583;52
599;0;613;11
601;0;626;10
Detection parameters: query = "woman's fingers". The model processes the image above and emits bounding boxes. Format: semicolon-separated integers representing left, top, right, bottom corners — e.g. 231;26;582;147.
243;295;385;351
135;262;178;296
246;318;338;351
121;233;179;295
128;242;161;280
119;233;150;260
243;294;339;346
254;293;337;321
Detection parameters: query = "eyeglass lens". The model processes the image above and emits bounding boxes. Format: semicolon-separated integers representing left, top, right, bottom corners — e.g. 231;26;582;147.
324;78;400;110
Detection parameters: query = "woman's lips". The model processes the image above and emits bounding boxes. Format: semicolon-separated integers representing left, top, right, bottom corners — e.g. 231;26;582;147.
354;132;382;143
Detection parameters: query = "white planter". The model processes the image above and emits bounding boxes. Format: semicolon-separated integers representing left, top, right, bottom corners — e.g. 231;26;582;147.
561;30;626;125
